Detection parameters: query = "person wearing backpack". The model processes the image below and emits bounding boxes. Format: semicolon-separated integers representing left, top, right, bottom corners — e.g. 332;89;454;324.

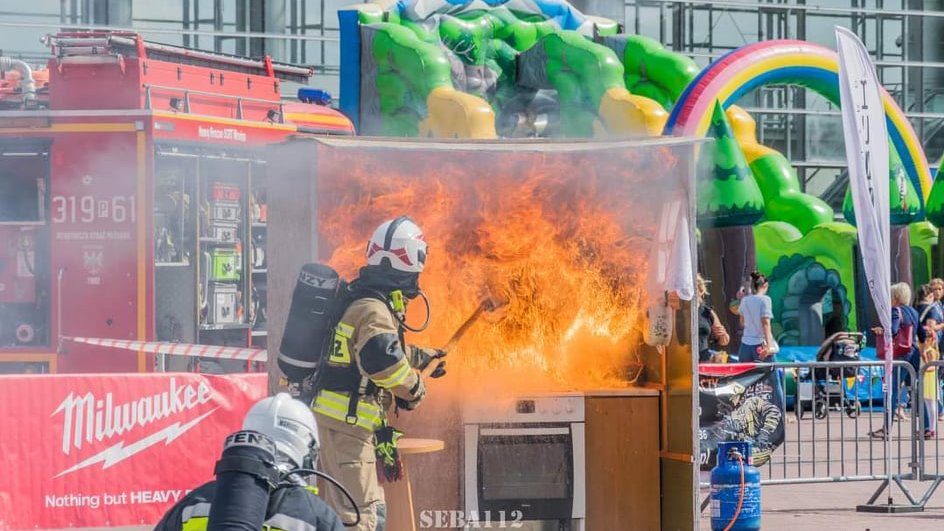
280;216;444;531
869;282;921;439
154;393;346;531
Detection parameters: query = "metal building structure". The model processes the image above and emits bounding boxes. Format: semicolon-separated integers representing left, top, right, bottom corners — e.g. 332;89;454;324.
0;1;345;93
0;0;942;202
614;0;944;205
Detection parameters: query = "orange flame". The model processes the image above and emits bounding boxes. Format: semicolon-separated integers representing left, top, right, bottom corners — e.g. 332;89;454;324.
316;143;679;395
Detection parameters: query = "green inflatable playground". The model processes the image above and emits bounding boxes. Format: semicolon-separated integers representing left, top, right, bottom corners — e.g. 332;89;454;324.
337;0;941;350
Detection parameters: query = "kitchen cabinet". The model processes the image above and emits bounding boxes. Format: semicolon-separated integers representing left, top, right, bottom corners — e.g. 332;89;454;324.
584;390;661;531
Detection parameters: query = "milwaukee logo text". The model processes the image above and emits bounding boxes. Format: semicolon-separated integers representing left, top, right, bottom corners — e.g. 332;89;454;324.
54;378;213;455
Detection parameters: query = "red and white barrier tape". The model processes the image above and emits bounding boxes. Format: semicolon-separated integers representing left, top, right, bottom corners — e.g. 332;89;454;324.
64;336;268;362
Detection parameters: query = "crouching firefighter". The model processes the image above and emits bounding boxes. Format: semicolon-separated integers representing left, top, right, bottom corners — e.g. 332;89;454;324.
278;216;446;531
154;393;357;531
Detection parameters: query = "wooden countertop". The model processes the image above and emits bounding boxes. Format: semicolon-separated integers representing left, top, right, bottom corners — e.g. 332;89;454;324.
582;387;661;397
397;438;445;455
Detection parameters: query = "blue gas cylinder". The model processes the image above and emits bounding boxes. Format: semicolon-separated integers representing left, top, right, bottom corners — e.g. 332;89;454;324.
710;441;761;531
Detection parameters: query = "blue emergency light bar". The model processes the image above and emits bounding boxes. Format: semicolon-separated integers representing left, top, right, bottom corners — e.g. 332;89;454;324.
298;87;332;106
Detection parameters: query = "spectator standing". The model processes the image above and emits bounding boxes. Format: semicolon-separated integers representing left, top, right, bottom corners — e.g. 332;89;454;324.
928;278;944;342
870;282;921;439
738;272;776;363
930;277;944;311
926;278;944;421
914;285;943;344
914;284;942;432
920;332;939;438
696;274;730;363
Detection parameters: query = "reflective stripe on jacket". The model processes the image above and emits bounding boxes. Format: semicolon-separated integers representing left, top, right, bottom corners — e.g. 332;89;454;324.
312;390;383;432
314;297;424;431
154;481;343;531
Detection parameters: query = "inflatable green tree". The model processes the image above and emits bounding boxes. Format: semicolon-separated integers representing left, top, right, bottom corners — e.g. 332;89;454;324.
697;100;765;353
842;144;921;227
842;144;922;285
924;153;944;278
697;100;765;228
926;152;944;228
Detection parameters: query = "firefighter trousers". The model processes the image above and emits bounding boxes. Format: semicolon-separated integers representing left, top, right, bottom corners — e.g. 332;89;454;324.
317;416;385;531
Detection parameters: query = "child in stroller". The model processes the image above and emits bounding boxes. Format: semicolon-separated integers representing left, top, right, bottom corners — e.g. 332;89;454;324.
803;332;865;419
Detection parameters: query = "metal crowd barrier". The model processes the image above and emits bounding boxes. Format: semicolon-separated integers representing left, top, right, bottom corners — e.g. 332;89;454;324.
915;359;944;501
700;359;943;511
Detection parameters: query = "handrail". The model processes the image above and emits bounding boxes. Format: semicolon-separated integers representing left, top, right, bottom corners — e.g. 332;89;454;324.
628;0;944;20
0;20;340;42
143;83;285;123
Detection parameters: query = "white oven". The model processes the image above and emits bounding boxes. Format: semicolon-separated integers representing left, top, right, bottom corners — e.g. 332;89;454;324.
463;394;585;531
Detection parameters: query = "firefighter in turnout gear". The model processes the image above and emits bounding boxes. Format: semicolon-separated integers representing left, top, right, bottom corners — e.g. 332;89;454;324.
313;216;443;531
154;393;345;531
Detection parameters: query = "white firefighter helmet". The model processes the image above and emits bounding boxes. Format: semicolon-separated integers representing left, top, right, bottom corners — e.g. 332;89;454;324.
366;216;427;273
242;393;318;468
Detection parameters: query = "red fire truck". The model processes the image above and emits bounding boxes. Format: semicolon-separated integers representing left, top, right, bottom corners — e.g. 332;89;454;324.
0;32;353;374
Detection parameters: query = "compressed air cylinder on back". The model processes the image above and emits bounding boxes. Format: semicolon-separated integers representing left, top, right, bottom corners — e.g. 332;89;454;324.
278;263;343;383
710;441;761;531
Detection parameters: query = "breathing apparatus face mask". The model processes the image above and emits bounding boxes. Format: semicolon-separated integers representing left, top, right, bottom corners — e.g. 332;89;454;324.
277;437;319;485
301;439;318;471
358;265;418;295
356;266;431;332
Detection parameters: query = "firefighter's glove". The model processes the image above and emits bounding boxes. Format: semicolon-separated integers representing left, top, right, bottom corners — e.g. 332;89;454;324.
429;360;447;378
408;346;446;371
396;396;420;411
374;425;404;482
214;430;280;490
395;378;426;412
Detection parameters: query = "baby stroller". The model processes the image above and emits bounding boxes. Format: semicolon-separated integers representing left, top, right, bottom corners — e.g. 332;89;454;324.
802;332;865;419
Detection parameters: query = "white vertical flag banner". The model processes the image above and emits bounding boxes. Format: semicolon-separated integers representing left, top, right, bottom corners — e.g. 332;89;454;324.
646;195;694;302
835;26;893;405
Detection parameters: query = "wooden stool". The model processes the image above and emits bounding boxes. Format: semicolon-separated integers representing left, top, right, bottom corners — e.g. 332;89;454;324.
382;438;444;531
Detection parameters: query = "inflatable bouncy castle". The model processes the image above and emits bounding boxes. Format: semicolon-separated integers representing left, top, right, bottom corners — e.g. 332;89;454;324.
338;0;684;138
338;0;938;349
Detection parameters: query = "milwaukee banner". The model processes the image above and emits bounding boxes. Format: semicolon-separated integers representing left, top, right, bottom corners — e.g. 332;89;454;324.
698;363;786;470
0;372;267;530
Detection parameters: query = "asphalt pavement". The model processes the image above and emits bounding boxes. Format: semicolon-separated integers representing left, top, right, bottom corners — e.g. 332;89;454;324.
700;480;944;530
700;406;944;530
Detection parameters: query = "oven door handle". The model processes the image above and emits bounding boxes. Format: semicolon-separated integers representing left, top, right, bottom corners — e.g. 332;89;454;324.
479;427;571;436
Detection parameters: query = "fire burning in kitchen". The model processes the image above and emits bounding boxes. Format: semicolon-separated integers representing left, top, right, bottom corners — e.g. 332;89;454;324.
267;137;702;531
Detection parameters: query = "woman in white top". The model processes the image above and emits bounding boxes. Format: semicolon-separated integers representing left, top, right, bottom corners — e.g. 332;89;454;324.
739;271;775;363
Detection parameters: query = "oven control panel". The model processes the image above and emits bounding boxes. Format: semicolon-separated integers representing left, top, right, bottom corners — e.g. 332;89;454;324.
463;393;585;424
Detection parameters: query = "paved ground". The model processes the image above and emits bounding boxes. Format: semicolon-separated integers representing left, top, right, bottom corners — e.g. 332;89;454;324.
699;480;944;530
698;406;944;530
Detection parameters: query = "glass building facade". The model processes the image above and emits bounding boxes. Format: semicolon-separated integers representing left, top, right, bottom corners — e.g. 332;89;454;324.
0;0;941;199
0;0;347;96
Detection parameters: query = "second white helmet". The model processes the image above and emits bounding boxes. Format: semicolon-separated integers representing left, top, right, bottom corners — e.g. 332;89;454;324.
366;216;427;273
242;392;318;468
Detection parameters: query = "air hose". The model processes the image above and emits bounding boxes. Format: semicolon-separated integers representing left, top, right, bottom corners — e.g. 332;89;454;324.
722;450;746;531
284;468;362;528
